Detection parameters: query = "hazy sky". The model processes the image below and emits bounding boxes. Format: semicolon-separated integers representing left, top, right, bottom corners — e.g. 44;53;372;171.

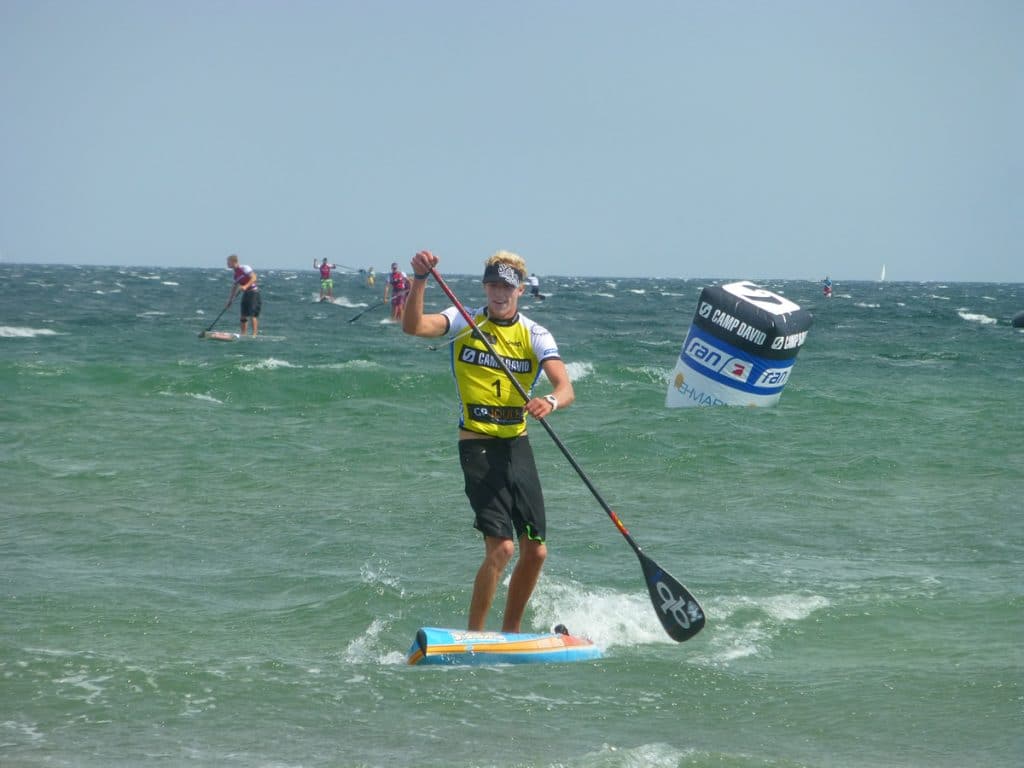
2;1;1020;281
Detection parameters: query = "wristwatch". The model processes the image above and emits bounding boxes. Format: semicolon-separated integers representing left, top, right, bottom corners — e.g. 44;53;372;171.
543;394;558;411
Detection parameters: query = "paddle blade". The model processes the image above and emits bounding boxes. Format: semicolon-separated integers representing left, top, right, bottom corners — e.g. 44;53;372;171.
638;550;705;642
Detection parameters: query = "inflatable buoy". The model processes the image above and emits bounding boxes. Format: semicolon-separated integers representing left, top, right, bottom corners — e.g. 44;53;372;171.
1012;311;1024;328
666;281;813;408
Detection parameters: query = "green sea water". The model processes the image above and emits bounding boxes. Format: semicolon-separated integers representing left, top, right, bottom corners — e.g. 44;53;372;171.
1;264;1021;767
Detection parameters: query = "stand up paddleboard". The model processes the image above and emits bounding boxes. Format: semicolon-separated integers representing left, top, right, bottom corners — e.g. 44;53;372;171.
200;331;240;341
407;626;601;666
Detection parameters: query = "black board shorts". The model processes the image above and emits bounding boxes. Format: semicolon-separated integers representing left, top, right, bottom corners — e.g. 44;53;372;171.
241;289;262;319
458;436;546;542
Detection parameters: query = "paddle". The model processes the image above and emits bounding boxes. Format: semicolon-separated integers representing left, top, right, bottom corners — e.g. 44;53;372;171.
198;302;231;337
347;300;387;323
427;268;705;643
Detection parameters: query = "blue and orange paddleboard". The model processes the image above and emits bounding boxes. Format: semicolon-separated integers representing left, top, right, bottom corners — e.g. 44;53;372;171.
407;626;601;666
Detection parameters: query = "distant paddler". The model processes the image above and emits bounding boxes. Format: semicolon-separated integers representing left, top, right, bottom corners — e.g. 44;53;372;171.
226;254;261;337
383;262;411;320
315;258;337;302
528;273;545;301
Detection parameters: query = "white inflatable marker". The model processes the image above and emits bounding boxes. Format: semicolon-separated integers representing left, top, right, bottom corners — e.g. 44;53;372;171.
666;281;813;408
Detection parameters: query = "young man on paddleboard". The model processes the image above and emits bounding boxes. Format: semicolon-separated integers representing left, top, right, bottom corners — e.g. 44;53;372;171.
402;249;575;634
315;258;337;302
528;272;543;299
384;262;410;320
226;254;261;336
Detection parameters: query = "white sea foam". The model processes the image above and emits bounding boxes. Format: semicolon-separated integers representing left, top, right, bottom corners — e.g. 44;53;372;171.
627;364;674;385
239;358;297;371
157;390;223;404
531;578;670;650
343;618;406;665
316;359;381;370
0;326;60;338
637;338;676;346
360;561;404;595
714;592;830;623
957;310;997;325
312;293;364;307
1;719;46;745
688;593;831;665
189;393;223;404
54;671;110;705
564;360;595;382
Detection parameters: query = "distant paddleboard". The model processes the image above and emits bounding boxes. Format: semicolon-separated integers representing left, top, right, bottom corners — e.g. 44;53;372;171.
312;293;346;305
407;626;601;666
200;331;240;341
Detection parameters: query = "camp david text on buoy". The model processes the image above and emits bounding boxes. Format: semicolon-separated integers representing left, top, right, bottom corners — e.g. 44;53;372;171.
666;281;813;408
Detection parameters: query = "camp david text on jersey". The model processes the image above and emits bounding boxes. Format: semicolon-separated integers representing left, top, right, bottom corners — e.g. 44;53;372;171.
441;306;560;438
458;346;534;374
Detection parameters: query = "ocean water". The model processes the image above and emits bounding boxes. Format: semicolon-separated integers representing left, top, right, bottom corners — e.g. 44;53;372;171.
1;263;1021;768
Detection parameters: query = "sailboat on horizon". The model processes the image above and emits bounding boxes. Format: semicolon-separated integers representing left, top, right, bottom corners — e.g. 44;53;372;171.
879;264;887;282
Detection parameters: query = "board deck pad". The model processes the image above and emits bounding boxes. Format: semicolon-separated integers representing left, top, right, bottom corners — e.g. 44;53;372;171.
407;626;602;666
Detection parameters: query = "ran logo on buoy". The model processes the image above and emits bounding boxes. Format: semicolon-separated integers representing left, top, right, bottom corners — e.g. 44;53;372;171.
666;281;813;408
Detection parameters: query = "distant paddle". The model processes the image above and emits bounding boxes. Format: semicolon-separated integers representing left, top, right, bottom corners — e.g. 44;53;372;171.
427;267;705;643
198;302;231;337
347;301;388;323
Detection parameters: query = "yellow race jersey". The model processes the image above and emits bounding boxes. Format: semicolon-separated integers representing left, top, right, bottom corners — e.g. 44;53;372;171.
442;307;561;438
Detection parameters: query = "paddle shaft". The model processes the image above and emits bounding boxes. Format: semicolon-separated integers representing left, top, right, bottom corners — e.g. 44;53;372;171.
347;300;387;323
200;302;231;336
427;267;705;642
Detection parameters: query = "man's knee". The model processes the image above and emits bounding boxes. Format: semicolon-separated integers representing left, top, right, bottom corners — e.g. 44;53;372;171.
519;540;547;567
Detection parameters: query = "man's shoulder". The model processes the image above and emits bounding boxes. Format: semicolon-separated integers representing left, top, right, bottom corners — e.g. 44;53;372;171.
516;312;547;331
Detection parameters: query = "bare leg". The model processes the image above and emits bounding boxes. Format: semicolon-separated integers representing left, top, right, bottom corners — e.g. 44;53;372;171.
468;536;515;631
251;317;259;336
501;537;547;633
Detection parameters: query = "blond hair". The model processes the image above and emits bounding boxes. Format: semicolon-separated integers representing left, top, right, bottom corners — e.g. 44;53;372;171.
486;250;527;275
